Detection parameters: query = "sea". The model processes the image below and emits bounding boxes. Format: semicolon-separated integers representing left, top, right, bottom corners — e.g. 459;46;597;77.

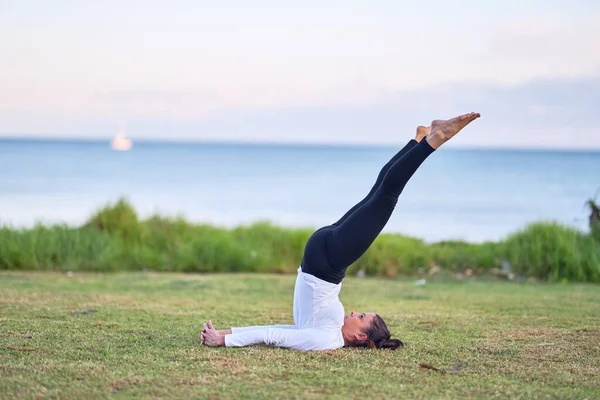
1;138;598;243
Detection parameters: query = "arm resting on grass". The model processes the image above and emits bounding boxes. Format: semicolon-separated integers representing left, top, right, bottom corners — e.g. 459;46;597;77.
231;325;297;333
218;324;296;335
224;327;340;351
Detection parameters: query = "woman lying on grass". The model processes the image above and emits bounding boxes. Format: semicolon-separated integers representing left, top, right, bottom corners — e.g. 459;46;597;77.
201;112;481;351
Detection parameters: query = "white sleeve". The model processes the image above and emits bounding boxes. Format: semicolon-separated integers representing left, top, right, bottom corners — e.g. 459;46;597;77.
224;327;338;351
231;325;296;333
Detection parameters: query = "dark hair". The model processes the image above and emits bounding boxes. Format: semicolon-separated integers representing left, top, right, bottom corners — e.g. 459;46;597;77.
363;314;404;350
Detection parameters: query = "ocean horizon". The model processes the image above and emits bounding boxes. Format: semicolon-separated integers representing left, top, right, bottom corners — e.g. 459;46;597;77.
4;135;600;152
1;137;598;243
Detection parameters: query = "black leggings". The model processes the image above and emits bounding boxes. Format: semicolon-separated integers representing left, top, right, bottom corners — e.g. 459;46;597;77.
301;138;435;284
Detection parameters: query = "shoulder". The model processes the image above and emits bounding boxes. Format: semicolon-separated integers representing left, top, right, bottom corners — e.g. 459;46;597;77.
300;329;344;351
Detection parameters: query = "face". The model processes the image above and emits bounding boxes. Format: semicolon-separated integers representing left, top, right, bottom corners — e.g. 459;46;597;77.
342;311;376;344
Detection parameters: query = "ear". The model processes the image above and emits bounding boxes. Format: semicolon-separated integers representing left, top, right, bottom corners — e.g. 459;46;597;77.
355;332;368;342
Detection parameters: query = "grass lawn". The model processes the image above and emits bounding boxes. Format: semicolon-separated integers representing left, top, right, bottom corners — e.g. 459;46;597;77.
1;271;599;399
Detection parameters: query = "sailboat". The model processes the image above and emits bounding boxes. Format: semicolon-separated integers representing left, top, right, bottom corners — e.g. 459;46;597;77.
110;123;133;151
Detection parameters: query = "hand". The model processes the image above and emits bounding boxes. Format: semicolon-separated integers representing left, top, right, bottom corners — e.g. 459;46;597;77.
201;321;231;337
201;321;224;347
200;320;215;341
200;320;212;344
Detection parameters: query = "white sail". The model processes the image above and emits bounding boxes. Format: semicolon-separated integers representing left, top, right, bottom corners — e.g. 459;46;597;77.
110;123;133;151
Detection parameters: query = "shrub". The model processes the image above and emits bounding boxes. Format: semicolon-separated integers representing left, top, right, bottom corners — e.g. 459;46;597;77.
1;198;598;283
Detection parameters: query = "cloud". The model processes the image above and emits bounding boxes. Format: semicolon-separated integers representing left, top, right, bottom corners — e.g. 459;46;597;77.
2;10;600;119
2;8;600;149
86;89;226;119
5;75;596;149
469;14;600;83
145;75;600;149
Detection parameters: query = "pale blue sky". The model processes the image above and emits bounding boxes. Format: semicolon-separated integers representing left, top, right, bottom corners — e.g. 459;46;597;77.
1;0;599;148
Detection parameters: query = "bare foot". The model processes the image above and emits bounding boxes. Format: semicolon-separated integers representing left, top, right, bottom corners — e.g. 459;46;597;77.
426;112;481;149
415;126;430;142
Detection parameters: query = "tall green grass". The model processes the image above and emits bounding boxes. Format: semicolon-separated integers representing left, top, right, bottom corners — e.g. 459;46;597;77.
1;198;599;282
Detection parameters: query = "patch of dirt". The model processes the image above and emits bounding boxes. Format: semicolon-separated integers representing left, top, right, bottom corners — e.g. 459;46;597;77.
2;331;31;339
1;292;69;305
502;328;562;340
111;376;143;393
419;363;445;373
482;327;600;383
473;346;514;357
419;320;443;326
490;328;599;349
308;385;330;394
484;328;563;354
31;360;59;372
89;293;137;306
216;359;247;374
566;363;600;377
160;372;216;387
519;329;600;362
418;321;443;327
6;346;37;352
176;377;197;386
180;376;216;386
70;309;97;315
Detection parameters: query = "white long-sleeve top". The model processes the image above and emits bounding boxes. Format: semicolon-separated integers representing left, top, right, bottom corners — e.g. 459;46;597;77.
224;267;346;351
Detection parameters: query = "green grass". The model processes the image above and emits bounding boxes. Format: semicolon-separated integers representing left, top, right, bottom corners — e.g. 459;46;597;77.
1;272;599;399
1;198;600;283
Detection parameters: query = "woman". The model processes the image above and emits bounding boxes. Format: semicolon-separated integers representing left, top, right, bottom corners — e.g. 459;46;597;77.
201;112;481;351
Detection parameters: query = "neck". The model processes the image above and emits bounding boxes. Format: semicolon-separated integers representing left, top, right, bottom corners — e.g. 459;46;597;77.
342;328;364;347
341;329;353;346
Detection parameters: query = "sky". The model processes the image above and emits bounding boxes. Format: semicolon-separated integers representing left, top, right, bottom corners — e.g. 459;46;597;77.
1;0;600;149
